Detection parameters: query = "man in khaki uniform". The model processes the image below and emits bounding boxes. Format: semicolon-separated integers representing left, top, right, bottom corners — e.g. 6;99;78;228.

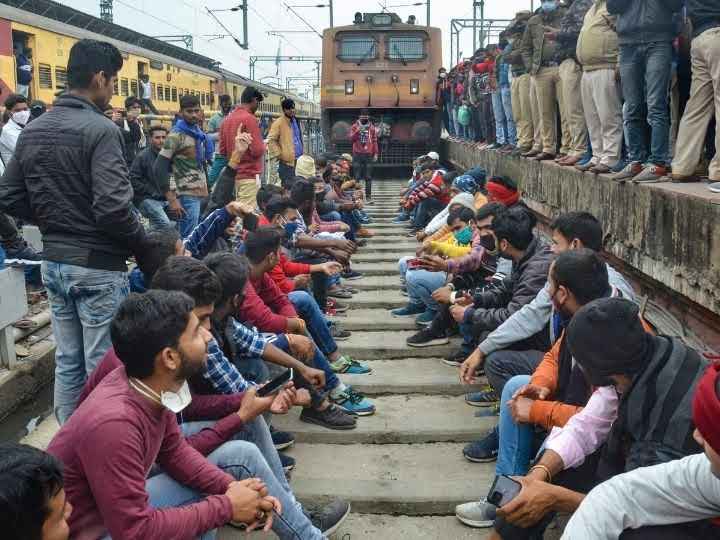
520;0;569;160
268;98;304;188
505;13;535;154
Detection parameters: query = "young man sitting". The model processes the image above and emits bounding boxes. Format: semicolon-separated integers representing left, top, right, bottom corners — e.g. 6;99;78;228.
0;442;72;540
490;298;709;540
455;249;631;528
405;170;457;232
48;290;345;539
203;252;375;421
242;226;371;378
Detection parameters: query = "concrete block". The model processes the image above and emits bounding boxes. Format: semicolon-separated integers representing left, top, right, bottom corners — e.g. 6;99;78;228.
273;394;495;444
344;290;406;309
352;251;410;263
352;262;399;276
285;443;494;515
330;308;416;330
2;337;56;423
340;358;485;395
338;331;459;359
0;268;27;369
343;277;402;291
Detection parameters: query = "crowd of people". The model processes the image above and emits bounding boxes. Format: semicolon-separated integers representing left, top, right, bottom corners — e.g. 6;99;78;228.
0;14;718;538
388;149;720;538
436;0;718;188
0;37;388;539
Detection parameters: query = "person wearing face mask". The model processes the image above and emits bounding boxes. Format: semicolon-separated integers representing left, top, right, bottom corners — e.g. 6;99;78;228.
489;297;709;540
0;93;30;166
455;249;627;530
47;290;333;540
520;0;569;160
561;361;720;539
0;39;146;425
350;109;378;201
268;98;304;188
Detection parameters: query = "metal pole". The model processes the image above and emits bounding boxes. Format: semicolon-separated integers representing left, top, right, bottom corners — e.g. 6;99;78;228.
472;2;477;54
242;0;249;49
329;0;333;27
480;0;485;48
426;0;430;26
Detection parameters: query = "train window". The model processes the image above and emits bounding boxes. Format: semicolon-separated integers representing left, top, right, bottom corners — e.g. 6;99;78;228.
130;79;138;96
387;35;425;61
209;91;214;106
164;86;171;101
54;67;67;90
38;64;52;89
338;35;377;62
156;84;163;100
113;78;119;96
120;78;129;96
171;87;177;103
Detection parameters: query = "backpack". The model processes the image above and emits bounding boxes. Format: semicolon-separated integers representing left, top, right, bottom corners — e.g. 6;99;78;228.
457;105;471;126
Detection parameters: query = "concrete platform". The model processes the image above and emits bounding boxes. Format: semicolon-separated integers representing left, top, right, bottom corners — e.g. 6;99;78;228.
285;443;494;515
353;262;400;276
337;331;459;360
343;277;401;291
344;290;406;309
273;394;494;444
340;358;484;396
352;251;411;264
330;308;416;330
361;237;416;247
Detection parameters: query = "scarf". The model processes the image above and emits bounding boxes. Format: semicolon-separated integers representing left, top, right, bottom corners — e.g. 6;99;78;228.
692;362;720;456
486;180;520;206
172;118;214;167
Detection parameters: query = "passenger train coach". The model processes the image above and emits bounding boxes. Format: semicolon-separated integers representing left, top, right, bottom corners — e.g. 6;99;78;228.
321;12;442;167
0;0;318;118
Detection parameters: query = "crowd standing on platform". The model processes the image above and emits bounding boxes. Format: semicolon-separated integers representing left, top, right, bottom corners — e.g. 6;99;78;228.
436;0;719;188
0;8;717;537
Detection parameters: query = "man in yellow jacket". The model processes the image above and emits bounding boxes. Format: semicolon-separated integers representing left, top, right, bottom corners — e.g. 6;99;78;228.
268;98;304;187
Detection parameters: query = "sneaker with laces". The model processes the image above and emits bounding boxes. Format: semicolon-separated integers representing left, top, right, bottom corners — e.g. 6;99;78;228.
455;498;497;527
4;243;42;266
465;386;499;407
414;309;436;326
406;327;450;347
341;270;364;280
391;303;425;318
330;324;352;341
306;500;351;536
328;287;353;299
708;182;720;193
462;428;499;463
326;299;348;313
330;355;372;374
443;349;469;367
632;163;668;183
611;161;643;182
270;428;295;450
300;404;357;430
279;452;296;473
330;386;376;416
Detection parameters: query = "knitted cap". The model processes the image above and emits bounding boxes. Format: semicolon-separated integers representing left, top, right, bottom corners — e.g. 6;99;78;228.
692;362;720;455
295;154;316;179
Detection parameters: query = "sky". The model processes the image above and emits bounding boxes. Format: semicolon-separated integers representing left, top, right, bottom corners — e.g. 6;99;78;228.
60;0;535;97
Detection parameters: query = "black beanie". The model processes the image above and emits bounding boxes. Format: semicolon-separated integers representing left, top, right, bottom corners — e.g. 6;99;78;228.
566;298;651;385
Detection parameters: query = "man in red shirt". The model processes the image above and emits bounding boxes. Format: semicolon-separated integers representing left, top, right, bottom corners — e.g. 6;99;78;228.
349;109;379;201
47;290;329;540
219;86;266;207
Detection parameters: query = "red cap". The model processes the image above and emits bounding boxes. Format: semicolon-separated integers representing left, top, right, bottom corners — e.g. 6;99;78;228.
692;362;720;455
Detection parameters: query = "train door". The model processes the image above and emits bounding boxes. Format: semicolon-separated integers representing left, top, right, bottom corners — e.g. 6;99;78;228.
11;29;34;101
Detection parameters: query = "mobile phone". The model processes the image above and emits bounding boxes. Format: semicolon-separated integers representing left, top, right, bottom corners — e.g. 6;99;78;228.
257;368;293;397
407;257;423;269
487;475;522;507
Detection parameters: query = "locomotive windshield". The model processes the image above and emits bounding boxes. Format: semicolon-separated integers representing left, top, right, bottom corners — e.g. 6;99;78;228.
339;36;377;62
387;35;425;61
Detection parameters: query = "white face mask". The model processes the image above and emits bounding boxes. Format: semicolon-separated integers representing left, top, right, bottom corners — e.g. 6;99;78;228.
12;110;30;126
130;378;193;413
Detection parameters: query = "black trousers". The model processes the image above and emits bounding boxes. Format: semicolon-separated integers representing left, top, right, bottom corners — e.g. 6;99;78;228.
292;254;329;312
353;153;372;199
278;162;296;188
411;198;445;230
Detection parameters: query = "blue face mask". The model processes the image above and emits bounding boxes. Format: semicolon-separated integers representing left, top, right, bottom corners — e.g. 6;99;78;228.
284;221;300;239
454;226;473;245
541;1;557;12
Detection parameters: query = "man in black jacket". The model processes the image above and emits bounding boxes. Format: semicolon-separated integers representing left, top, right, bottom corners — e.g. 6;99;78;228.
130;125;173;231
0;39;146;425
450;206;553;366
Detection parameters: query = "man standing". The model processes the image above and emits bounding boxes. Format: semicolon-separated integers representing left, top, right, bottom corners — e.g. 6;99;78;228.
350;109;378;201
0;93;29;166
207;94;233;186
117;96;145;166
154;94;212;237
219;86;266;206
268;98;304;188
609;0;682;183
521;0;569;161
491;36;518;152
130;126;173;231
138;73;158;115
13;43;32;98
0;39;146;424
505;12;534;155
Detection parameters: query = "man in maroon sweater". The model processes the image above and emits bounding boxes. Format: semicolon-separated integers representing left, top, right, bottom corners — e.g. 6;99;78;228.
219;86;266;207
47;290;331;539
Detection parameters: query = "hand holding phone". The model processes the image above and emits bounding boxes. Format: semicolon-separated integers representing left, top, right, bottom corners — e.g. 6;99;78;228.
487;475;522;508
257;368;293;397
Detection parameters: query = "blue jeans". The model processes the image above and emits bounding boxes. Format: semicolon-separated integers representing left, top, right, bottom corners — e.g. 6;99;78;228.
288;290;338;357
138;198;172;231
42;262;129;424
497;86;516;145
177;195;202;238
496;375;535;476
145;437;322;539
406;268;446;312
619;41;673;165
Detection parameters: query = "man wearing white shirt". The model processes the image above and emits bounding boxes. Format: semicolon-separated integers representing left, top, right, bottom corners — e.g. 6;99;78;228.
0;93;29;167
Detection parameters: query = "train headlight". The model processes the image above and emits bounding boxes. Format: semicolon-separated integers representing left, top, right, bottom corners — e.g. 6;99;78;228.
410;79;420;94
345;80;354;95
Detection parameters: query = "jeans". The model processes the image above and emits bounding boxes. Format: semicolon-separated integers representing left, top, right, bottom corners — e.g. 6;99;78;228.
353;153;373;198
442;102;452;135
619;41;673;165
496;375;536;476
42;262;129;424
146;438;322;539
278;162;296;188
292;255;329;311
288;290;338;357
493;87;517;145
207;155;228;188
485;349;544;395
406;268;447;312
411;198;445;230
177;195;202;239
138;198;172;231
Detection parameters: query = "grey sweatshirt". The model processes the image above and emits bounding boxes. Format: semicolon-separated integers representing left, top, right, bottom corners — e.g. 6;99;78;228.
478;264;635;355
561;453;720;539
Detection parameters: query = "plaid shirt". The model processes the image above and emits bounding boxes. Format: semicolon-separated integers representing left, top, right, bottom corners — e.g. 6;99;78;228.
202;319;267;394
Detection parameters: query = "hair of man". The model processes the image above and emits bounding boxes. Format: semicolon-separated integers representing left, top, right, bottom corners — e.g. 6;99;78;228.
550;211;604;252
551;248;610;305
67;39;123;90
151;255;222;308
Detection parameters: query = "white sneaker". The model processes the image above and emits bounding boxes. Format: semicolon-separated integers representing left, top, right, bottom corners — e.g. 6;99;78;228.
455;498;497;528
708;182;720;193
